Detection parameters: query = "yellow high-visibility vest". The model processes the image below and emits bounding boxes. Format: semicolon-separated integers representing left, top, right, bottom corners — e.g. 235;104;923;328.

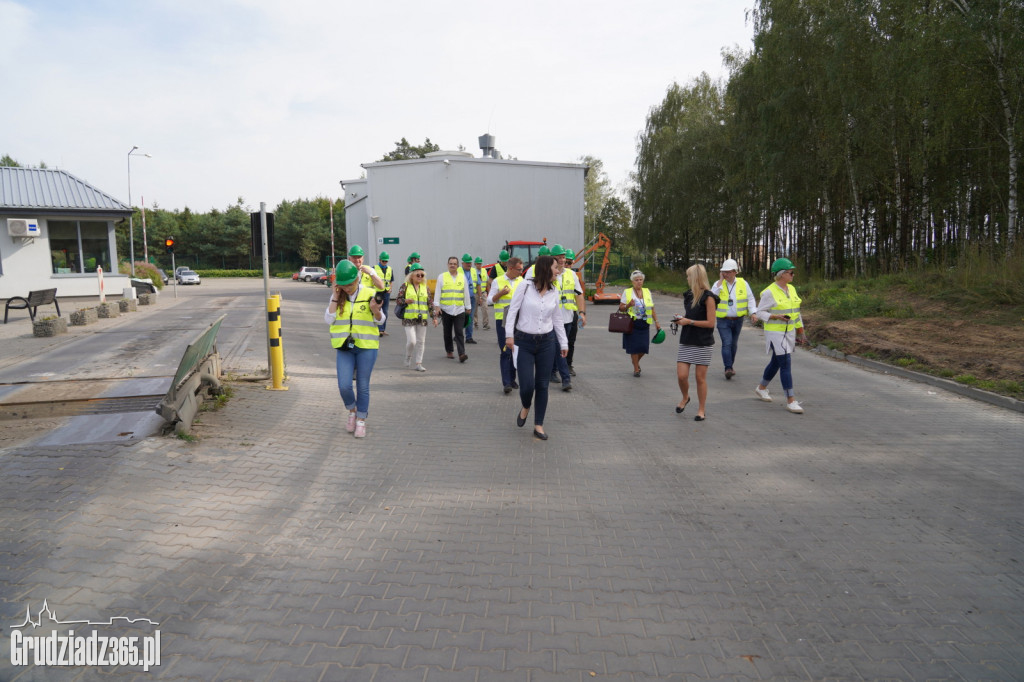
439;270;467;307
493;274;523;320
623;287;654;321
559;270;579;312
761;282;803;332
330;286;380;349
374;264;393;291
716;277;750;317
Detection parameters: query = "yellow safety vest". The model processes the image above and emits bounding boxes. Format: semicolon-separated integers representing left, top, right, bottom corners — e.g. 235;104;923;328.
623;287;654;321
761;282;803;332
559;270;579;312
495;263;506;279
330;285;380;349
493;274;523;320
403;282;430;318
716;277;750;318
374;264;393;291
439;270;467;307
470;266;486;293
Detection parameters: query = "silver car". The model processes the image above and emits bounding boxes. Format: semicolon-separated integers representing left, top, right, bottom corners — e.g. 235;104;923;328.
177;269;201;285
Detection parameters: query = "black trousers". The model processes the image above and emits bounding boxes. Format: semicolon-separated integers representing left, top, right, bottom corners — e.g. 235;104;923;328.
566;312;580;366
441;311;466;356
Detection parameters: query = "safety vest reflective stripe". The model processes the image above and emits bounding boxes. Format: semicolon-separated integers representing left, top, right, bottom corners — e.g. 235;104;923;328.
624;288;654;320
761;283;802;332
560;271;578;312
330;287;380;349
715;278;750;317
374;265;393;289
405;283;429;315
493;275;522;319
440;271;467;305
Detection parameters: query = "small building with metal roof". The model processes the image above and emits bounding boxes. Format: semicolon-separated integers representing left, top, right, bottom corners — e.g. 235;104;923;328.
1;167;132;300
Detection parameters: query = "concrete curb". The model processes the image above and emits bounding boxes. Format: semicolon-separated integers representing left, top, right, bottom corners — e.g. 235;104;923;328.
811;344;1024;413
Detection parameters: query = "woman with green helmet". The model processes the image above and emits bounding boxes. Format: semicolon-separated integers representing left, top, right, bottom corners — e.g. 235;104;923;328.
753;258;808;414
326;259;385;438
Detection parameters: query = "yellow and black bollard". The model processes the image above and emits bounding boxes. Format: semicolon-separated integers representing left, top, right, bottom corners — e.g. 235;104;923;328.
266;294;288;390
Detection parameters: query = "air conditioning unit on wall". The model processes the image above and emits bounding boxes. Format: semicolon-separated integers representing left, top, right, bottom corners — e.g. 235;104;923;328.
8;218;41;237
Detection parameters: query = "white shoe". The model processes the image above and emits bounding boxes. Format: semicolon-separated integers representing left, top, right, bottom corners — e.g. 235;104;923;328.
786;400;804;414
404;356;411;367
415;364;427;372
345;411;357;432
354;419;367;437
754;386;772;402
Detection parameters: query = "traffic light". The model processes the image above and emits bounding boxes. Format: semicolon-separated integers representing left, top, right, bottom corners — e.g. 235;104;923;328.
165;236;175;254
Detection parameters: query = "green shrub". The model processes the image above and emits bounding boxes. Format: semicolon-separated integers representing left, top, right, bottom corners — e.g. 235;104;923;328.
120;261;165;290
193;269;262;278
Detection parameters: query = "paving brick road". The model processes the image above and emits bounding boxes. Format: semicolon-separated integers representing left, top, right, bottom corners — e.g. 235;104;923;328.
1;280;1022;680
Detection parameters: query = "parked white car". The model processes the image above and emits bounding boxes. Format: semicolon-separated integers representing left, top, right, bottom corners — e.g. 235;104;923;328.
177;270;201;285
295;266;327;282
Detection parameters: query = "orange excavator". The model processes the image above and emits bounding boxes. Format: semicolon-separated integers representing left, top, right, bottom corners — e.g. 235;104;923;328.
569;232;619;303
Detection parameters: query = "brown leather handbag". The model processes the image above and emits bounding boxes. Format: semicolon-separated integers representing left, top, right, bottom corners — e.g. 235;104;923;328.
608;312;634;334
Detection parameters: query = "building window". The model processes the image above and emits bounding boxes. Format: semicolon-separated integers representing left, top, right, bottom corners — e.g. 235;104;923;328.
49;220;111;274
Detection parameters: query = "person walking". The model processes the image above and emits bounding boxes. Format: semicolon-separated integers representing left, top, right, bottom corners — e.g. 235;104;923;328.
549;244;584;390
620;270;662;377
461;254;478;344
404;252;421;276
754;258;808;414
433;256;471;362
563;249;586;377
504;255;568;440
327;260;384;438
474;256;490;331
710;258;756;380
489;257;524;393
347;245;385;290
673;264;720;421
396;263;431;371
374;251;394;336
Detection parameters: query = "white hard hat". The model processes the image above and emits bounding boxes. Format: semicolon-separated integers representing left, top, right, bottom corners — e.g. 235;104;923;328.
720;258;739;272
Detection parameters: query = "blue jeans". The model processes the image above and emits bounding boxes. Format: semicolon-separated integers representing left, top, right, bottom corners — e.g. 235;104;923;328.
496;320;516;387
761;348;794;397
515;330;556;426
336;346;378;419
554;322;572;384
379;293;391;332
716;317;743;370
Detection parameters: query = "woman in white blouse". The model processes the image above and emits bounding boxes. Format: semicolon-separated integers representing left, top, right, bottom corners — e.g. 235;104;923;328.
504;255;569;440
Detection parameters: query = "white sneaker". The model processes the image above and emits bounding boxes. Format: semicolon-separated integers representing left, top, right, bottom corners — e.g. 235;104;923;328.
354;419;367;437
754;386;772;402
786;400;804;414
415;364;427;372
345;411;357;432
404;356;411;367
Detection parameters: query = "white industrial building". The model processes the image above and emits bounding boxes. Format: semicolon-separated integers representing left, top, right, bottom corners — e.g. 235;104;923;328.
0;167;132;301
341;136;586;276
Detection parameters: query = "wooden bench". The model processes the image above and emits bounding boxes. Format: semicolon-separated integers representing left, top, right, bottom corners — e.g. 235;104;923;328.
4;288;61;323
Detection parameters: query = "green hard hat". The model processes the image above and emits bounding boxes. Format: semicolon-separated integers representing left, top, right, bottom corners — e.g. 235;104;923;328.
462;253;473;263
538;246;551;256
549;244;566;257
565;249;576;260
409;263;424;273
498;250;510;261
348;244;364;257
410;252;420;259
652;328;666;344
379;251;389;261
770;257;795;275
335;260;359;285
474;256;483;264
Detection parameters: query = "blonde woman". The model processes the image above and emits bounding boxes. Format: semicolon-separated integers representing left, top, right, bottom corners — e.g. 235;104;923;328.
672;264;720;421
397;263;431;371
619;270;661;377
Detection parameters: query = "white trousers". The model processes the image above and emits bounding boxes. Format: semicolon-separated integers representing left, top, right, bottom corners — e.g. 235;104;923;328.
404;324;427;364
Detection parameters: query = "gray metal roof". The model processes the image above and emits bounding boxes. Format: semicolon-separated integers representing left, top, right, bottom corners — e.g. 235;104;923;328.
0;167;131;216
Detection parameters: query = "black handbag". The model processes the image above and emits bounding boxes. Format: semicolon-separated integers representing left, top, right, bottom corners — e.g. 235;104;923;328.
608;312;634;334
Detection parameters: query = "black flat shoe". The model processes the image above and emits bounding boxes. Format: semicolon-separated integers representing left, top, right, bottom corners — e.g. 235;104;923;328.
675;397;691;414
516;409;528;427
694;415;706;422
533;429;548;440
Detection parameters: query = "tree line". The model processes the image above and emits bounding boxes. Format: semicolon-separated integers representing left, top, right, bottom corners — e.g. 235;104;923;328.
630;0;1023;278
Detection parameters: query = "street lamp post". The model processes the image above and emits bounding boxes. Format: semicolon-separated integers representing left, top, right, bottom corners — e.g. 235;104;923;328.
127;146;151;276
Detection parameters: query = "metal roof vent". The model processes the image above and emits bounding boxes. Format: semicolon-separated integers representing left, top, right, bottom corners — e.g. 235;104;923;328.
478;134;499;159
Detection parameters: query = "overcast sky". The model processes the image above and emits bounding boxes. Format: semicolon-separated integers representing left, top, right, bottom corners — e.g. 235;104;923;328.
2;0;754;213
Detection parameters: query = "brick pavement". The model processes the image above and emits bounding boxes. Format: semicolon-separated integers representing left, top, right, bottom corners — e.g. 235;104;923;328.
1;284;1022;680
